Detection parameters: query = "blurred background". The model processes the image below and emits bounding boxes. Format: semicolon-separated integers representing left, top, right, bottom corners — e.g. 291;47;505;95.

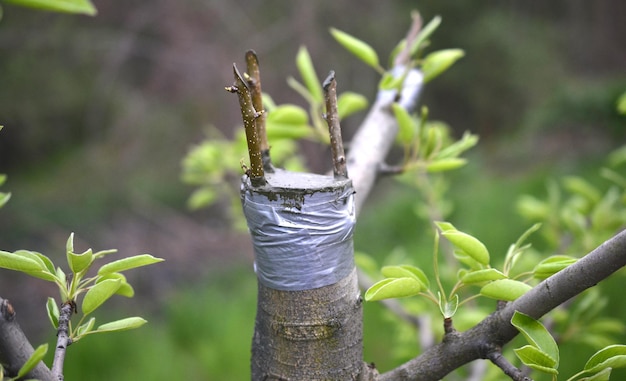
0;0;625;379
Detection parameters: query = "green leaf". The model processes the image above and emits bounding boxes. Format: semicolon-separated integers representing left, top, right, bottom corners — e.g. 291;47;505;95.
97;254;163;276
379;72;404;90
434;221;456;232
435;131;479;159
480;279;532;301
0;173;7;186
578;367;612;381
15;343;48;379
46;297;59;329
511;311;559;365
0;192;10;208
514;223;542;250
295;46;323;103
584;345;626;373
441;230;490;265
0;250;45;273
364;277;423;301
265;104;313;140
381;265;429;289
391;103;418;145
616;90;626;115
96;317;147;333
438;292;459;318
187;187;217;210
426;158;467;172
82;279;121;316
11;250;57;282
409;15;442;58
97;273;134;298
461;268;507;285
67;247;93;274
563;176;601;204
75;317;96;338
3;0;96;15
513;345;558;375
337;92;368;120
330;28;380;71
422;49;464;83
533;255;578;280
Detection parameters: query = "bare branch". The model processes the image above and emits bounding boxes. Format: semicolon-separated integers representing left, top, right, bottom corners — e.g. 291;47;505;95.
226;64;266;187
323;71;348;179
245;50;273;172
0;298;54;381
484;345;532;381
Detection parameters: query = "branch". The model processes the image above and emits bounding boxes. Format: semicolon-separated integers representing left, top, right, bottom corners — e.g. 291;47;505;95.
51;301;74;380
484;344;532;381
323;71;348;179
244;50;273;172
225;64;266;187
377;228;626;380
0;298;54;381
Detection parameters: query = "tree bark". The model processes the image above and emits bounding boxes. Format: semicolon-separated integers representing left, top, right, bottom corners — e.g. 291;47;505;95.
0;298;54;381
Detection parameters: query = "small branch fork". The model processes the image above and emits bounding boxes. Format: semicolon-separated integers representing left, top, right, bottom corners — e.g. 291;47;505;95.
484;344;533;381
323;71;348;179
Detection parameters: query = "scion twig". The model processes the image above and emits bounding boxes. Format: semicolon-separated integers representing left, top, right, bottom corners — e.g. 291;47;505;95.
323;71;348;179
226;64;266;187
245;50;273;172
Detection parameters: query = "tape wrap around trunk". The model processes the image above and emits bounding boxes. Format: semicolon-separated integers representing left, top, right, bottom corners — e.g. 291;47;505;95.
241;171;355;291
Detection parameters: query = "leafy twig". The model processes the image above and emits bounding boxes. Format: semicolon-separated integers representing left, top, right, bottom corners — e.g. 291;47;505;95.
51;301;74;380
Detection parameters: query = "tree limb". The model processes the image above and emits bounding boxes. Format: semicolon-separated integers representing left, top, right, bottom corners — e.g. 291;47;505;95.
374;228;626;380
0;298;54;381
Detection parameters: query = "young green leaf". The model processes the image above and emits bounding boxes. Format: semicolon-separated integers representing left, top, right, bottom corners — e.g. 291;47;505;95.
67;248;93;274
480;279;532;301
392;103;418;145
96;317;147;333
438;293;459;318
0;250;46;273
441;230;490;266
97;254;163;276
97;273;135;298
577;367;612;381
513;345;558;375
295;46;323;103
2;0;96;15
517;195;551;221
461;268;507;285
15;343;48;380
511;311;559;365
364;277;423;301
563;176;601;204
75;317;96;339
426;158;467;173
435;131;479;159
379;72;404;90
46;297;59;329
82;279;122;316
0;192;10;208
12;250;58;282
409;15;442;58
584;344;626;374
265;104;313;140
533;255;578;280
381;265;429;289
434;221;456;232
337;92;368;120
422;49;464;83
0;174;6;187
330;28;380;71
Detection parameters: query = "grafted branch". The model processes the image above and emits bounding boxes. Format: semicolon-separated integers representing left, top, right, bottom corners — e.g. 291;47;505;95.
323;71;348;179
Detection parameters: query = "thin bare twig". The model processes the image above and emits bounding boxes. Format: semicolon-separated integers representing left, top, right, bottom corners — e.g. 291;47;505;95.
394;11;422;67
226;64;266;187
485;346;533;381
323;71;348;179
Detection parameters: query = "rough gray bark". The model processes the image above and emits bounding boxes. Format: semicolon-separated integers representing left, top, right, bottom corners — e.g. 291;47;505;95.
0;298;54;381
